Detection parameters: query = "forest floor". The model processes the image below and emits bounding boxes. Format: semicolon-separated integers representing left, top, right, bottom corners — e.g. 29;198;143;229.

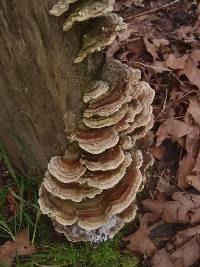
0;0;200;266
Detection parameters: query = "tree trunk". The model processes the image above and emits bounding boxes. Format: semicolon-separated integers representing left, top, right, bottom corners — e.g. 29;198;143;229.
0;0;94;173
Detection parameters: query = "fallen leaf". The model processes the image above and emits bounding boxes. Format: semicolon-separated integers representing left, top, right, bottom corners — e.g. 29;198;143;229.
152;236;200;267
175;25;193;40
140;212;160;225
165;54;189;70
198;3;200;19
113;0;142;11
193;151;200;172
187;97;200;128
156;176;171;194
142;192;200;224
106;40;120;58
179;49;200;89
14;229;36;256
132;0;144;7
0;229;36;266
125;38;146;60
185;125;200;157
172;236;200;267
156;118;189;146
169;90;184;101
118;28;132;41
152;230;200;267
178;154;195;188
144;38;159;61
149;146;166;160
151;248;173;267
123;224;157;257
151;61;167;73
189;206;200;224
113;0;132;11
0;241;16;266
152;38;169;48
185;174;200;191
174;225;200;246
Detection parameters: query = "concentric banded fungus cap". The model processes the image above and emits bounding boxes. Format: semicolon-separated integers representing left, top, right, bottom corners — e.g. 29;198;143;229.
83;83;133;118
84;84;125;118
81;145;125;171
63;0;115;31
38;164;142;230
43;171;102;202
74;13;127;63
39;184;78;226
118;203;137;223
115;100;142;132
49;0;78;16
115;116;130;132
137;81;155;105
74;128;119;154
52;203;137;242
48;153;86;184
79;152;132;189
125;100;142;123
82;104;129;128
83;80;109;103
122;105;153;135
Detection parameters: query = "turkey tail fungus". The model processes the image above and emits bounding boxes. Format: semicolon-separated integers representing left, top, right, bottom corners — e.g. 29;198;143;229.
38;0;155;242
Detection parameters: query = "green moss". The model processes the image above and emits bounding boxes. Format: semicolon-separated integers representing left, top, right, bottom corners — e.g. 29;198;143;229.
17;231;138;267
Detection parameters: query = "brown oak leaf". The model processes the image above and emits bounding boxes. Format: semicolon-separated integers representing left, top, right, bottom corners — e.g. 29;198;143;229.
187;97;200;128
123;224;157;257
179;49;200;89
156;118;189;146
165;54;189;70
142;192;200;224
0;229;36;266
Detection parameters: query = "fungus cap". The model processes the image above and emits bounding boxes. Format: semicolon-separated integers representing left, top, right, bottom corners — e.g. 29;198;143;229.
38;164;142;230
63;0;115;31
49;0;78;16
48;155;86;183
74;128;119;154
43;171;102;202
83;80;109;103
81;145;125;171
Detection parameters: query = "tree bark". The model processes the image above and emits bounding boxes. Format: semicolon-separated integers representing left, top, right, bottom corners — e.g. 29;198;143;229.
0;0;94;173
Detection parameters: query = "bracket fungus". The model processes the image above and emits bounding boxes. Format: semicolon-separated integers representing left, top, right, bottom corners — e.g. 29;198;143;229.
62;0;115;32
83;80;109;103
49;0;78;16
80;145;125;171
74;13;127;63
38;0;155;242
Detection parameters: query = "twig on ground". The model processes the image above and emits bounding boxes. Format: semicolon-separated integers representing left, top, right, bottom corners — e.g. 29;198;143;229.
162;89;168;111
125;60;170;72
125;0;182;21
154;89;197;122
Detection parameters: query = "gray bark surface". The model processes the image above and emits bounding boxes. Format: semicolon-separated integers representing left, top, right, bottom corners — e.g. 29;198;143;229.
0;0;91;173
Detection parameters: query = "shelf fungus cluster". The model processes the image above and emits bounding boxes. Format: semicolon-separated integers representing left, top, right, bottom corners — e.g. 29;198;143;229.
38;0;155;242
